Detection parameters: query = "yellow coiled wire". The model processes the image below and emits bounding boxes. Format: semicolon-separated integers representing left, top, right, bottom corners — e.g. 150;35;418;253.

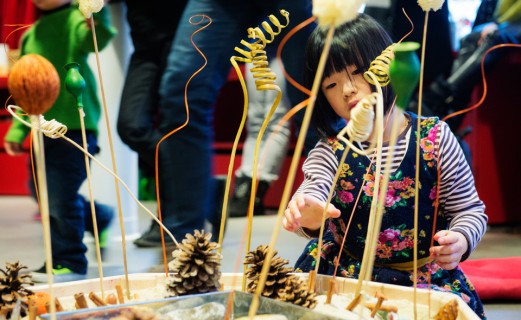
363;43;395;87
219;11;290;306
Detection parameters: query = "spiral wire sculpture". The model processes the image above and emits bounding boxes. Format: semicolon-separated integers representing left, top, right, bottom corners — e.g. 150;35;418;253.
364;44;396;87
221;11;291;251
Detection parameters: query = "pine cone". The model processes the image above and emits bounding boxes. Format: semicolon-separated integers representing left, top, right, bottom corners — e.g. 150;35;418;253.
434;299;458;320
243;244;293;299
166;230;222;296
278;275;317;309
0;262;33;318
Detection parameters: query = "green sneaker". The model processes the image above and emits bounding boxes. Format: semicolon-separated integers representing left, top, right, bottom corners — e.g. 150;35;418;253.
138;169;156;201
99;227;110;249
31;265;86;283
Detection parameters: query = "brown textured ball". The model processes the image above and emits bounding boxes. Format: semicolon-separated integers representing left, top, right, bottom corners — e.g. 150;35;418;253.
7;54;60;115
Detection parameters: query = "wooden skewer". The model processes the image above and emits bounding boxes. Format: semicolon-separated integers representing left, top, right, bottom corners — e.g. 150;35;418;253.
370;292;387;317
45;298;64;313
325;278;336;304
89;292;107;306
74;293;88;309
28;305;37;320
307;270;316;293
115;285;125;304
346;293;361;311
89;14;131;301
55;297;64;312
27;295;38;320
365;302;398;313
28;297;37;320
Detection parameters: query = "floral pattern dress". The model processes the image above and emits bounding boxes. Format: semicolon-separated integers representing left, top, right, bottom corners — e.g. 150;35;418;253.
294;112;485;318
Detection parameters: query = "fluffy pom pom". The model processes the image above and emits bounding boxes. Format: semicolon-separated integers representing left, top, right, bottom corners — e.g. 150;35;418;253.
78;0;104;18
312;0;365;26
417;0;445;12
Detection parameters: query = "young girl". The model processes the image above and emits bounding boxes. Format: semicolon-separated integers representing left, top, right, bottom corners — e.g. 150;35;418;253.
282;14;487;318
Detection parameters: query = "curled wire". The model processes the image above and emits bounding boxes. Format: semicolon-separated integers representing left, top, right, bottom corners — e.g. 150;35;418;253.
364;44;395;87
250;50;279;91
231;10;289;92
336;92;380;156
248;10;290;47
233;10;290;63
226;10;291;315
344;92;377;142
37;116;68;138
7;105;68;138
361;7;414;88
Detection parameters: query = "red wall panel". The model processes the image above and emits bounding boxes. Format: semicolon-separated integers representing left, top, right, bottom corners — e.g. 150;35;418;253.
464;52;521;224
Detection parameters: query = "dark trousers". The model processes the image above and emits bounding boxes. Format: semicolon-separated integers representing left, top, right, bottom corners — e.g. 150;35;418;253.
30;131;112;274
118;0;313;240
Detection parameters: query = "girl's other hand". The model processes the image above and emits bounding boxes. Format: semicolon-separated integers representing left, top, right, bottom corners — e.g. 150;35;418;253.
430;230;469;270
282;194;341;232
4;141;24;156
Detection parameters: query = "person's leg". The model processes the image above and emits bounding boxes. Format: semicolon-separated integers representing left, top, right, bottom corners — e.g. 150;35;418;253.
117;52;165;168
116;1;182;170
36;131;98;275
117;49;166;202
83;196;114;252
230;57;291;216
240;57;291;182
136;0;255;245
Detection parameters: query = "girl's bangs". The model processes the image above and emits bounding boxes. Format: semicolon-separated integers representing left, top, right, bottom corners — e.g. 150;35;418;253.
323;35;366;78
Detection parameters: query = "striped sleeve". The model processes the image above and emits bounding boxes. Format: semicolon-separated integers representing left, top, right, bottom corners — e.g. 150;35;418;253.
293;141;338;239
435;121;488;261
294;140;338;202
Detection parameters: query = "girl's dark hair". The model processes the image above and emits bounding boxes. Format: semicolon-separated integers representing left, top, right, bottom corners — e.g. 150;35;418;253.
304;13;396;138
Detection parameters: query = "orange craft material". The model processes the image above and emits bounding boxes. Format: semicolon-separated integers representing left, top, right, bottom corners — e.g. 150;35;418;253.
32;291;50;316
7;53;60;115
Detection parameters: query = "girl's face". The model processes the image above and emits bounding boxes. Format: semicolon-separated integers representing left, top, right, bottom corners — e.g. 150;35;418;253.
32;0;70;11
321;65;372;121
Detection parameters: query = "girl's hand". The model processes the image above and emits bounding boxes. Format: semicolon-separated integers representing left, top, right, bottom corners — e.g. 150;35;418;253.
282;194;341;232
430;230;468;270
4;141;24;156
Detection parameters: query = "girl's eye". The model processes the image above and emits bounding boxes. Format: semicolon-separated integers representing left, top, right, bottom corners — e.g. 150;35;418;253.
324;82;336;90
352;68;364;75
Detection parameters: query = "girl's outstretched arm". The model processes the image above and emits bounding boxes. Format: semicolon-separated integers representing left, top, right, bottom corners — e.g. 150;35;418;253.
283;193;341;234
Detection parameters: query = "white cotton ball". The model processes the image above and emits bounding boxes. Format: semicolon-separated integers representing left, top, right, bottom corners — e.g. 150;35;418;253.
312;0;366;27
78;0;104;18
417;0;445;12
